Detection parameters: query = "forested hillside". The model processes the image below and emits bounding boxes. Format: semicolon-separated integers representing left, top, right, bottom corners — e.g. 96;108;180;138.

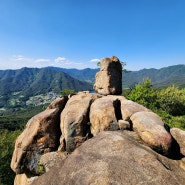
0;67;92;109
122;64;185;88
0;67;92;96
46;67;98;84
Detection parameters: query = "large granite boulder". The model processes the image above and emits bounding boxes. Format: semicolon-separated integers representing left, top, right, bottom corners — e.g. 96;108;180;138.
60;92;101;152
32;131;185;185
121;99;151;121
11;97;68;175
94;56;122;95
131;111;173;155
90;95;126;136
171;128;185;156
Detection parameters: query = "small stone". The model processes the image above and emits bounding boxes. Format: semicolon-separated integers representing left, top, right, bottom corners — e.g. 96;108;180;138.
118;120;131;130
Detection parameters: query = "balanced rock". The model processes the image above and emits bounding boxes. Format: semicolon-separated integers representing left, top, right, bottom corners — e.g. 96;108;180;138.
11;97;68;175
131;111;173;155
94;56;122;95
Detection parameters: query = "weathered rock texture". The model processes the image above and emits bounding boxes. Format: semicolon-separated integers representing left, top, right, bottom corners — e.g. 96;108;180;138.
90;95;125;136
131;112;173;155
11;97;68;175
14;173;38;185
32;131;185;185
60;92;100;152
94;56;122;95
121;99;151;121
11;92;185;185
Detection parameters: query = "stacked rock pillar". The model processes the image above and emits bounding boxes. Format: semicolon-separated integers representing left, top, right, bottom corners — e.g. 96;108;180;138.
93;56;122;95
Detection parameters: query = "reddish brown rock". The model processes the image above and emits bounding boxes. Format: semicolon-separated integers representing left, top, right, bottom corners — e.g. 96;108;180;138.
94;56;122;95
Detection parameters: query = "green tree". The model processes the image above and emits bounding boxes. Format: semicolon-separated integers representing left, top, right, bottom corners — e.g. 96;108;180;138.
125;79;185;130
0;129;21;185
157;85;185;116
126;78;158;109
61;89;76;96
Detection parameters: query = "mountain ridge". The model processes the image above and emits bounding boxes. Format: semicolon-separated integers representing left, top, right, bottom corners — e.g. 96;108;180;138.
46;64;185;88
0;64;185;109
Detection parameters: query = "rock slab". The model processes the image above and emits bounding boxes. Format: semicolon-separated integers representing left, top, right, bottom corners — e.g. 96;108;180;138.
32;131;185;185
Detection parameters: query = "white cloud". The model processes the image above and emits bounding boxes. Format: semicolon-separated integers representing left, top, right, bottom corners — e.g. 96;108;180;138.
53;57;85;68
2;54;98;70
35;59;51;63
90;58;101;63
11;55;33;62
54;57;67;63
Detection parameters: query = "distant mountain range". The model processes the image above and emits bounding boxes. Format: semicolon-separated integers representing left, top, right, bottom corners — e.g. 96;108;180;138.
46;64;185;88
46;66;98;84
0;67;92;96
0;64;185;109
122;64;185;88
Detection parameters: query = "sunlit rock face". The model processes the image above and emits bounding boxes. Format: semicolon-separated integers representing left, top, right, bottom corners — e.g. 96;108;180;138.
94;56;122;95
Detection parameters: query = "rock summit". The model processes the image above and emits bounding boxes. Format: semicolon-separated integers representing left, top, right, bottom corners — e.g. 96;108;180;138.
11;56;185;185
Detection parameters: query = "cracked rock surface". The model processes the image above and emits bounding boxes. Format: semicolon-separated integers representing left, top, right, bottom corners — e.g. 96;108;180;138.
11;92;185;185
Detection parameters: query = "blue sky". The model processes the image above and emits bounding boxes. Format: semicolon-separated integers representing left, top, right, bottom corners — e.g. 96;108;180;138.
0;0;185;70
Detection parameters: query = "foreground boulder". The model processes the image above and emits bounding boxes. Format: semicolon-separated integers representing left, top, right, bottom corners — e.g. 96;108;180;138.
11;97;68;174
94;56;122;95
131;111;173;155
32;131;185;185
